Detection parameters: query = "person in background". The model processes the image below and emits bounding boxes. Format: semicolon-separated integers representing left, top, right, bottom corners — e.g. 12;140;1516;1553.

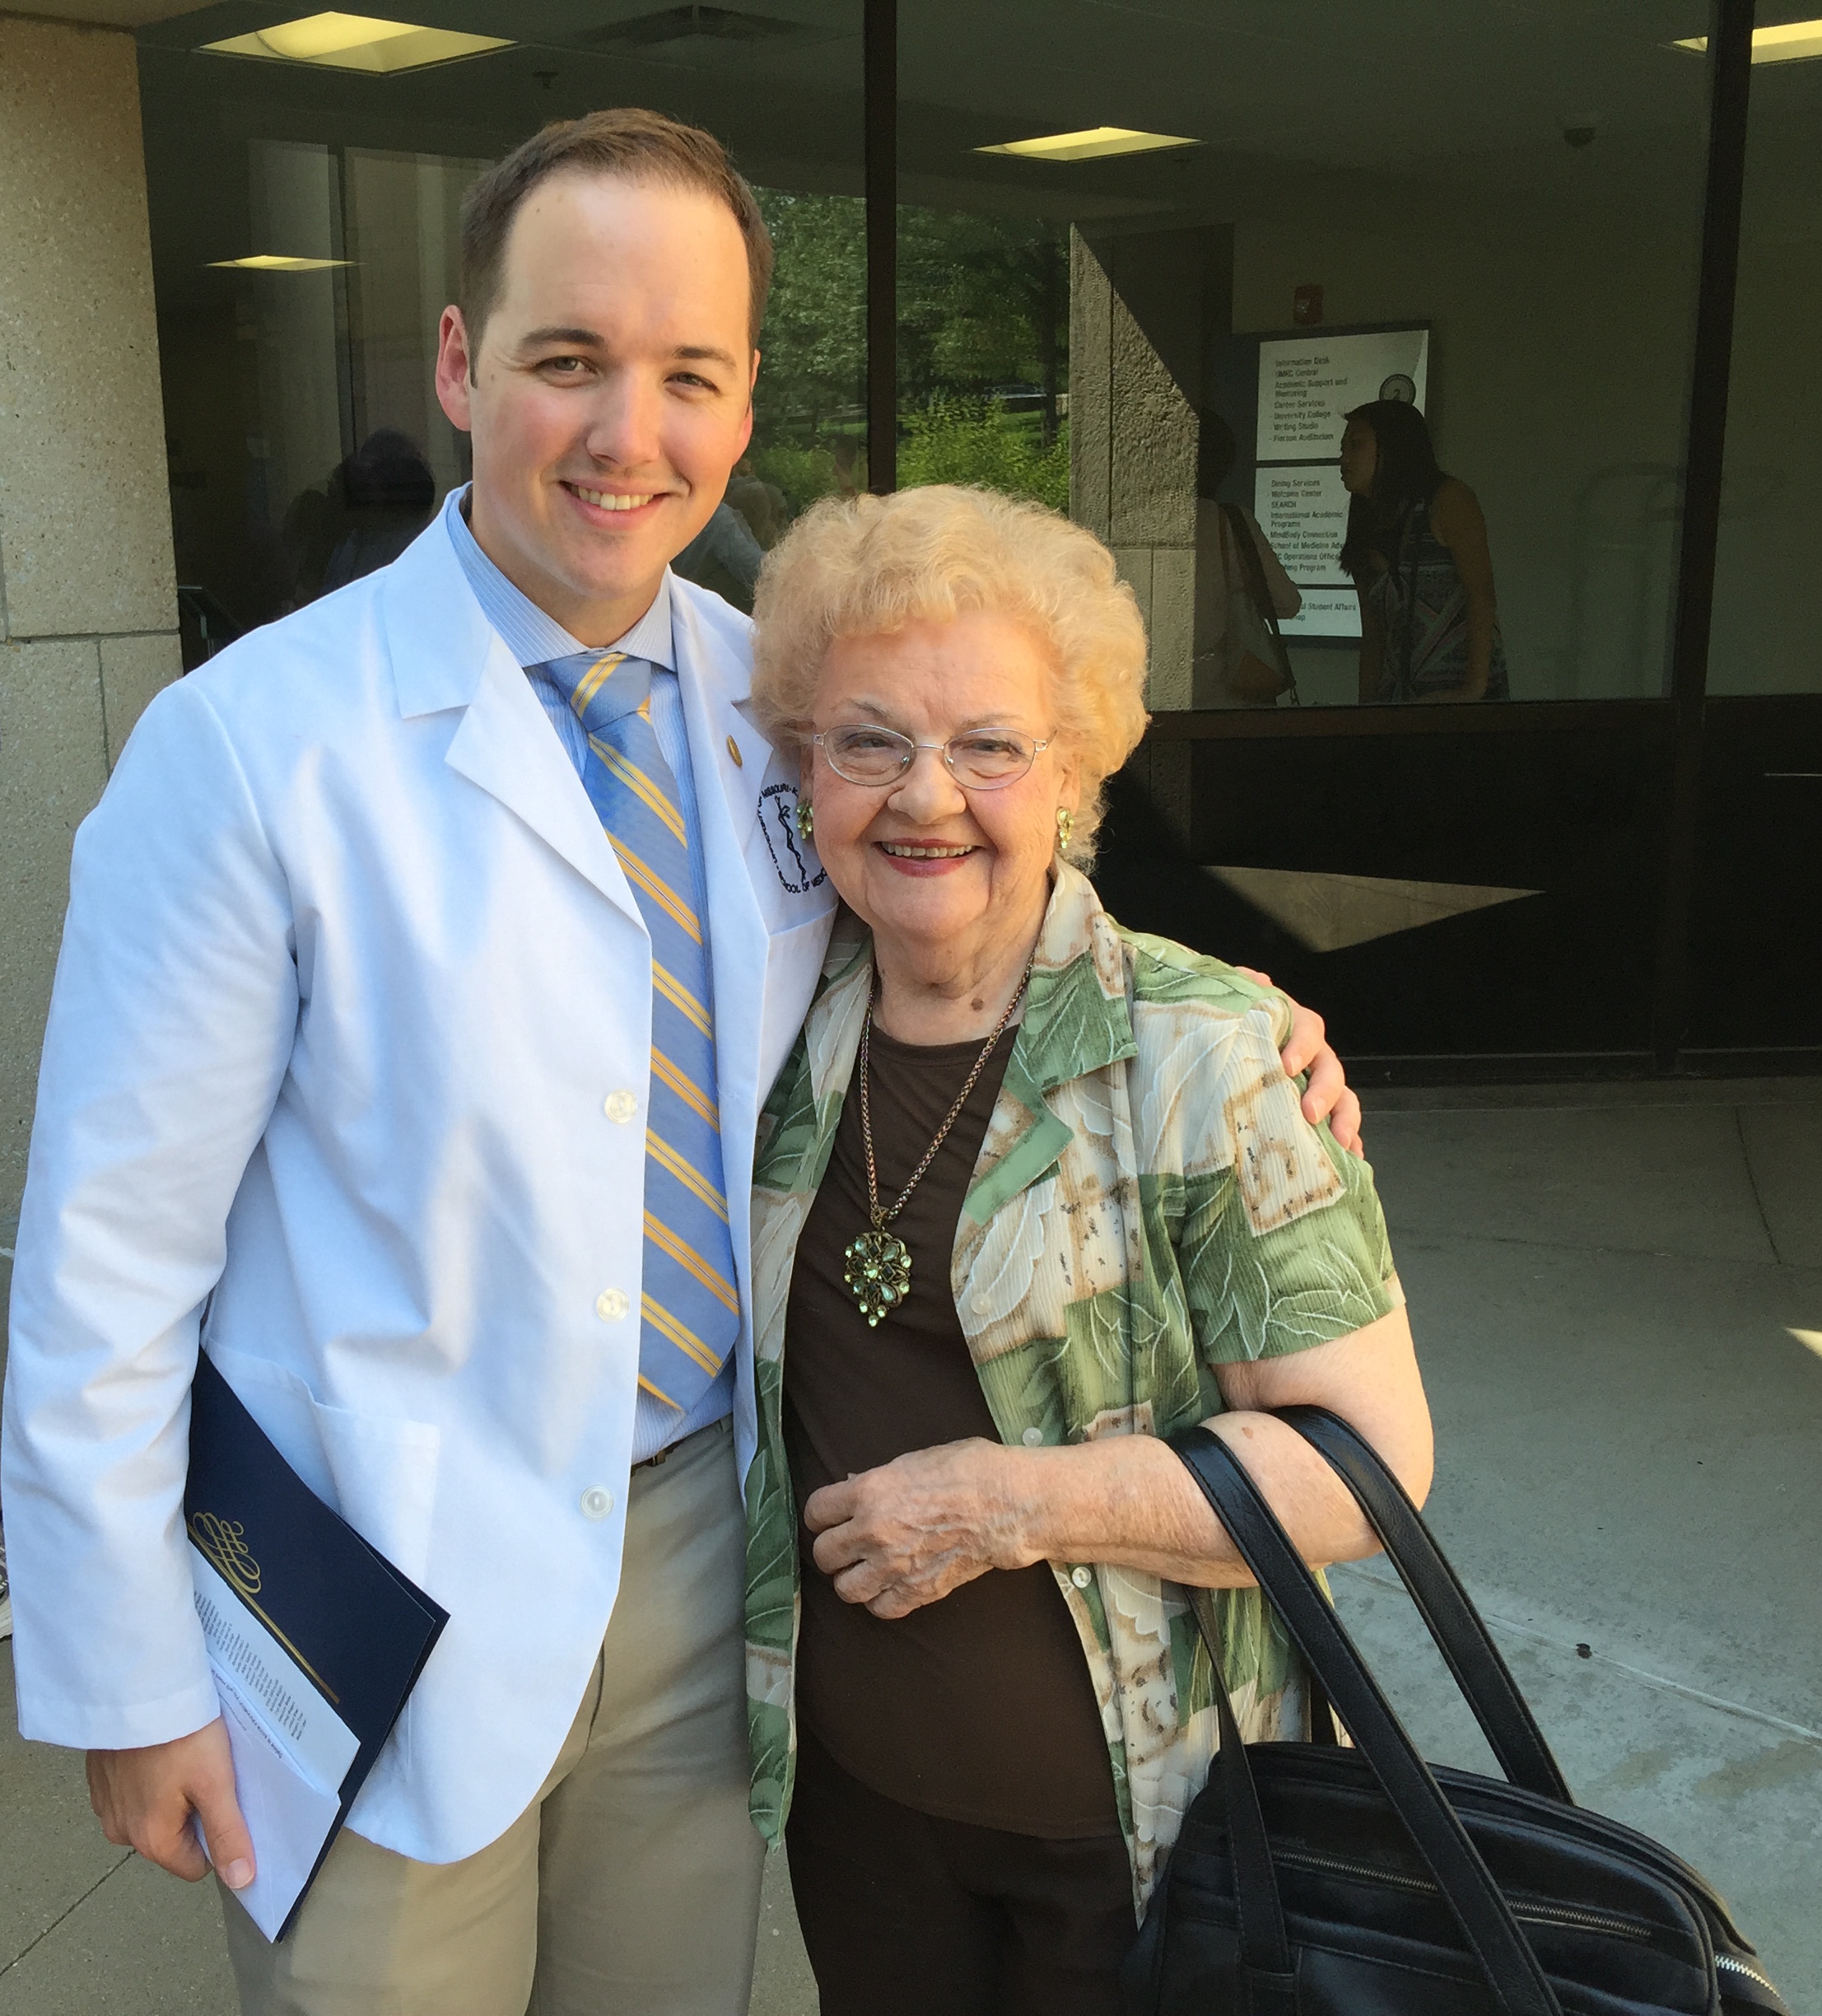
1192;411;1302;707
673;494;766;611
278;430;439;609
741;484;1430;2016
726;457;789;548
320;429;439;593
1339;398;1508;703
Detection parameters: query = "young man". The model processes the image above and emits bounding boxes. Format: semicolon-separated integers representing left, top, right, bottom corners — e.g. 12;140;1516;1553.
3;110;1358;2016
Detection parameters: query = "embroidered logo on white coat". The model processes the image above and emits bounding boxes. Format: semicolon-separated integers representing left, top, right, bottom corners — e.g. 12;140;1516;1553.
758;780;827;895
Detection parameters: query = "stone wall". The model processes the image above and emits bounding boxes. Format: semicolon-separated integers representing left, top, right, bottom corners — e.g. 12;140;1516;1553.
1069;223;1230;843
0;12;180;1227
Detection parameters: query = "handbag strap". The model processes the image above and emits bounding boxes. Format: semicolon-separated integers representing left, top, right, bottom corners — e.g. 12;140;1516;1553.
1171;1426;1565;2016
1274;1406;1571;1804
1218;502;1298;700
1190;1589;1299;2015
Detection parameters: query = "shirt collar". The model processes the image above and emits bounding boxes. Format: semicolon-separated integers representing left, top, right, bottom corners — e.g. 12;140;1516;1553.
441;483;675;673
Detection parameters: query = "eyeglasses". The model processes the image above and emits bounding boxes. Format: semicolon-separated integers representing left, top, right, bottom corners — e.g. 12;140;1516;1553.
812;725;1052;790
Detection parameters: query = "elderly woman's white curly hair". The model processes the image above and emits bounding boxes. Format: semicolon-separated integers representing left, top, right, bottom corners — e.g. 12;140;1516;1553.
748;485;1151;864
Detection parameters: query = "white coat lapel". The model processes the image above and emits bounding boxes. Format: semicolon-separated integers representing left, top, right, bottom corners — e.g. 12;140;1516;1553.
381;518;643;926
445;648;646;924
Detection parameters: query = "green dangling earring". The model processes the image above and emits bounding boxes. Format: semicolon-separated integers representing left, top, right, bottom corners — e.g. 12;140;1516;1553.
795;798;816;842
1055;805;1074;855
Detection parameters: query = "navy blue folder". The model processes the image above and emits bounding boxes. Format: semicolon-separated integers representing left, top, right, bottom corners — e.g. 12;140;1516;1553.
186;1351;448;1936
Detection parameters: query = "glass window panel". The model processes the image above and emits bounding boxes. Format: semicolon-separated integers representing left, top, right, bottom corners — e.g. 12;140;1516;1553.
897;0;1712;707
748;188;869;509
1707;10;1822;695
896;204;1071;511
140;3;864;662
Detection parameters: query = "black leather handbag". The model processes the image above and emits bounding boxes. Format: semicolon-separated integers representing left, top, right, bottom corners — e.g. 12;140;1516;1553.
1121;1407;1790;2016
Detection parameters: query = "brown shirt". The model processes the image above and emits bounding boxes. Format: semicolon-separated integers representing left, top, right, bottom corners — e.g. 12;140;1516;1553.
782;1020;1120;1839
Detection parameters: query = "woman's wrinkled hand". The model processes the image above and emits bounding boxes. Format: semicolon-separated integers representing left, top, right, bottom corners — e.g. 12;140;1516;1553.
802;1437;1031;1619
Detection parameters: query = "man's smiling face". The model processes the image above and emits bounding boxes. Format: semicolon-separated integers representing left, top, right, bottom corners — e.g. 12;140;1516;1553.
436;171;757;644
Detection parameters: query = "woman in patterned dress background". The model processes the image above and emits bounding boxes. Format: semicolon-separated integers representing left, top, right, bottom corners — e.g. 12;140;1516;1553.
1340;397;1510;702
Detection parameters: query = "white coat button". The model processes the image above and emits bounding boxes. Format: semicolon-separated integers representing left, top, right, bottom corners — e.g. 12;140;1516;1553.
1021;1427;1044;1447
603;1090;638;1123
595;1288;630;1321
580;1486;614;1520
1070;1565;1093;1589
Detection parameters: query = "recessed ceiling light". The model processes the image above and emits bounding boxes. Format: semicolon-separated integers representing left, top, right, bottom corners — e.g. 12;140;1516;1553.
1672;18;1822;63
208;254;353;271
202;12;512;73
976;126;1199;163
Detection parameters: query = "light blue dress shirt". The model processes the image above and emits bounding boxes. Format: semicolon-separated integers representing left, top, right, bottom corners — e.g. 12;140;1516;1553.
442;486;734;1462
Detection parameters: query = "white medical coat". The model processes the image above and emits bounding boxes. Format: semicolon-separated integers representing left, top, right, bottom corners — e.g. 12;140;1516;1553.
2;515;836;1862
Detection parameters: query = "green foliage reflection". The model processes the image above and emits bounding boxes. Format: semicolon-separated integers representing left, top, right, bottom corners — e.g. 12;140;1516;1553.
748;189;1070;516
899;397;1069;511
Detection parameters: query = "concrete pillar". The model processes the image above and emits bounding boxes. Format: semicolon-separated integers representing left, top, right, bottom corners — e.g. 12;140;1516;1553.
0;12;180;1229
1069;229;1197;704
1070;225;1228;846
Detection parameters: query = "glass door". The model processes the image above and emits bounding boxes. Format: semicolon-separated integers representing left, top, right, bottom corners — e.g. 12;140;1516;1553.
1689;6;1822;1057
140;2;866;657
896;0;1716;1064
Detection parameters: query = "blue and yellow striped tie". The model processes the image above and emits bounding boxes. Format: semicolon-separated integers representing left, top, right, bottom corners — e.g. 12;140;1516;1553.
539;649;738;1419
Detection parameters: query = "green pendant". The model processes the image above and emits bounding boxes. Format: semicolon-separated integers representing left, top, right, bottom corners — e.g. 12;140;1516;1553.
844;1225;912;1328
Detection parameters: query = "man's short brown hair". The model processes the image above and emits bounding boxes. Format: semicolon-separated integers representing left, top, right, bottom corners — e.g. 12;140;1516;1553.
459;108;774;353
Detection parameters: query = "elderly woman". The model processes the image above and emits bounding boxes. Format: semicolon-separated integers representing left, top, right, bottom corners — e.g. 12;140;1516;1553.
742;486;1431;2016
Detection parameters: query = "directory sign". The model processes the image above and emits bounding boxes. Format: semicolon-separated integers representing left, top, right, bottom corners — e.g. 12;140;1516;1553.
1252;323;1430;638
1256;327;1430;461
1274;587;1359;639
1254;464;1352;587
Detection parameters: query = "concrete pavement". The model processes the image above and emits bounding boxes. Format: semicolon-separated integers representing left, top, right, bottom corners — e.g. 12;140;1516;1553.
1340;1078;1822;2008
2;1075;1818;2010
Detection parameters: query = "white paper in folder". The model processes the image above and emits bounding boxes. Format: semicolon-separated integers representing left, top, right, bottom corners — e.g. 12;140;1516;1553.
190;1546;361;1940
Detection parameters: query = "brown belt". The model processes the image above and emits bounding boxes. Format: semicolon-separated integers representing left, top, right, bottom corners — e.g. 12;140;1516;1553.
633;1412;731;1471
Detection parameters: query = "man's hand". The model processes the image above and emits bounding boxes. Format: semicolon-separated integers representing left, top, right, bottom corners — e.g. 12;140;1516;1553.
1235;968;1363;1155
86;1719;255;1889
804;1438;1027;1620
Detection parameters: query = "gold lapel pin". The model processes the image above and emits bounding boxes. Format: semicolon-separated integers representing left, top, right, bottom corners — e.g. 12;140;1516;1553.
726;735;743;768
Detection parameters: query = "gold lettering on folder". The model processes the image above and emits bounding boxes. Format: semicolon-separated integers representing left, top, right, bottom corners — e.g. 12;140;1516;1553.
187;1507;342;1706
188;1510;263;1596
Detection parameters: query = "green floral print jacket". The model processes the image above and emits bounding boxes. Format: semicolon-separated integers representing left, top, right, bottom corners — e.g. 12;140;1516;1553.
743;864;1403;1910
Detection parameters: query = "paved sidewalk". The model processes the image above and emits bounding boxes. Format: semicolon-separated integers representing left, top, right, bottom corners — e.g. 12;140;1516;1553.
1345;1077;1822;2009
0;1662;816;2016
2;1076;1818;2011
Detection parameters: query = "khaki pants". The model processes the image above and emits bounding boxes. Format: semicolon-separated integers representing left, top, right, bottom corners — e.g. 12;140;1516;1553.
222;1417;764;2016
